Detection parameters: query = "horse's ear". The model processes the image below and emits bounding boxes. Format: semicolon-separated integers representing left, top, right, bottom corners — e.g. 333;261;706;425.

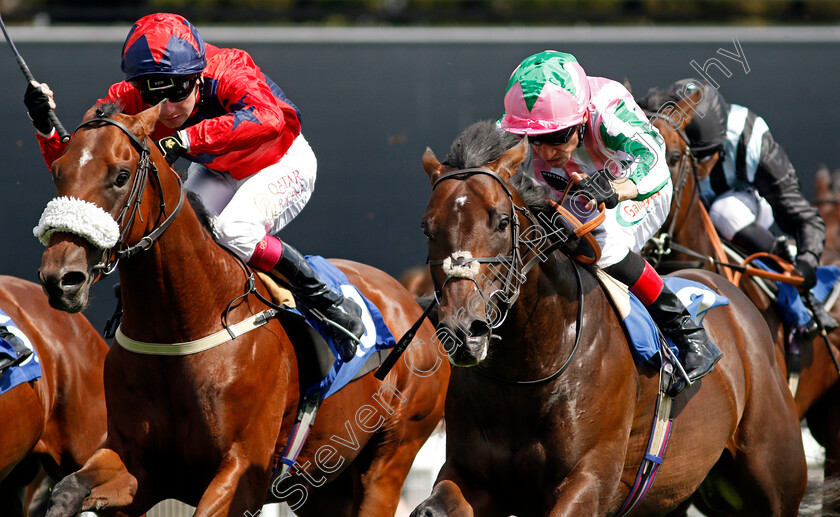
623;78;632;94
130;103;163;140
495;137;529;181
422;147;445;184
669;87;703;131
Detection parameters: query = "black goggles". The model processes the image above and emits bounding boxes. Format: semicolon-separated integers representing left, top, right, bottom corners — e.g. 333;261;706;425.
693;145;725;163
527;124;581;146
133;76;199;105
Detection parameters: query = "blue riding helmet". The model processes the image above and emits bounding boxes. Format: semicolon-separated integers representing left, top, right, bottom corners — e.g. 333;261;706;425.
121;13;206;81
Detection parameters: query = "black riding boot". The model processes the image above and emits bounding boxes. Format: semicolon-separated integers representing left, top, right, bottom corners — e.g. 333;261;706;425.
0;325;32;373
803;291;840;335
647;286;722;389
271;242;364;362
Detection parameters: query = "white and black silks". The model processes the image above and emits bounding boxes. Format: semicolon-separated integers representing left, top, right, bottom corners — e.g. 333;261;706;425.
665;78;825;262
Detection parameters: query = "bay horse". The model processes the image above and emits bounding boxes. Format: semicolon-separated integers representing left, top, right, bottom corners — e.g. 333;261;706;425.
36;102;449;516
411;121;806;516
0;274;108;517
639;88;840;511
815;165;840;251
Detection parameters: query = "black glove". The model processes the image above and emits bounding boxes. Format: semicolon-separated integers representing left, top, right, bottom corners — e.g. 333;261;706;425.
155;132;188;165
794;251;819;291
573;170;619;209
24;82;54;134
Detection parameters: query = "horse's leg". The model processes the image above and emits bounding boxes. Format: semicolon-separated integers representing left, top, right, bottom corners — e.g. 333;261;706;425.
724;396;807;515
293;467;354;517
192;453;270;517
0;456;45;517
806;386;840;512
411;480;475;517
349;429;435;517
26;468;53;517
0;478;26;517
45;447;139;517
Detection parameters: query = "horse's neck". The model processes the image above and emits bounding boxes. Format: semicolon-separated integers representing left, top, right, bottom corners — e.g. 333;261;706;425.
491;254;582;374
118;187;247;342
673;188;717;260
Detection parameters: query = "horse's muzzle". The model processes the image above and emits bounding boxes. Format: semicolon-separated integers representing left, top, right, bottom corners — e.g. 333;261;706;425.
437;318;490;367
38;235;97;313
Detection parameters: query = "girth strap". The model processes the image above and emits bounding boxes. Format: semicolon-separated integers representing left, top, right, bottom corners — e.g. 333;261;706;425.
114;309;278;355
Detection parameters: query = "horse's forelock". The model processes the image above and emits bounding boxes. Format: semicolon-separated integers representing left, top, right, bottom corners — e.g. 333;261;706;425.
93;102;123;119
443;120;517;170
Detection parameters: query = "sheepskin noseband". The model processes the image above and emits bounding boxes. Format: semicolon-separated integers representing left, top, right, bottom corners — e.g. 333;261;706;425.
442;251;481;279
33;196;120;249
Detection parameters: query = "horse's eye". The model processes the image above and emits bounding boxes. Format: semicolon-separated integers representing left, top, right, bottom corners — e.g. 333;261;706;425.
668;153;681;166
421;220;432;239
115;170;131;187
498;216;510;231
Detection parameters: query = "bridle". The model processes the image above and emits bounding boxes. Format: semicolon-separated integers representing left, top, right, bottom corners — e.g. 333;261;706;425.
427;167;584;385
644;111;703;266
74;116;186;277
428;168;543;318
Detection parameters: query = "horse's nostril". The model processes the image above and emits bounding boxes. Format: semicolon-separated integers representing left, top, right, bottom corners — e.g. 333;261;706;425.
61;271;87;290
469;320;489;337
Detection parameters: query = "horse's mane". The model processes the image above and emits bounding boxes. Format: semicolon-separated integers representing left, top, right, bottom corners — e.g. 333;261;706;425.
187;191;216;236
635;87;675;114
443;120;552;213
442;120;516;170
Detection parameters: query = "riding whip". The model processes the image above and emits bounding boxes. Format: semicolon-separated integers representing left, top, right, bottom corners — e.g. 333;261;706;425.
374;296;438;381
0;13;70;142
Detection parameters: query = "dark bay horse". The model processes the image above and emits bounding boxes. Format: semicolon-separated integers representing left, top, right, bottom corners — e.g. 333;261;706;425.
0;274;108;516
411;121;805;516
640;88;840;511
36;103;449;516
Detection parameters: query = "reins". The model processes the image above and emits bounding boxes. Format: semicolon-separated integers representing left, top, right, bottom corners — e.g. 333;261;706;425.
645;112;700;249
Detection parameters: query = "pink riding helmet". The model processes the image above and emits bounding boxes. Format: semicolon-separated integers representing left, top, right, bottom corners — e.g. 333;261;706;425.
501;50;591;135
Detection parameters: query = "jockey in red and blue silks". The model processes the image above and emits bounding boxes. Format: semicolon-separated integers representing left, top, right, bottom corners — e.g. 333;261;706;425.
500;50;721;390
24;13;363;361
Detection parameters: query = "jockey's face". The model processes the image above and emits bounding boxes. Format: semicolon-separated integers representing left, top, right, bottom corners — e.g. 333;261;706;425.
529;113;588;170
158;84;199;129
696;151;720;180
531;129;580;169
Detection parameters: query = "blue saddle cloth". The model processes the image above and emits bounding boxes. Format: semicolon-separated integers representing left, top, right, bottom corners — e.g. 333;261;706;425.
282;256;396;400
622;277;729;365
0;309;42;395
772;265;840;327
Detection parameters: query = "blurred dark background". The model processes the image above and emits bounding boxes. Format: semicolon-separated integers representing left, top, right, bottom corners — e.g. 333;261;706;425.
0;4;837;334
1;0;839;25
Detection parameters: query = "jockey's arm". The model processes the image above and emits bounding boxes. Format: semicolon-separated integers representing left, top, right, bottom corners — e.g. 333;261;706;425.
754;136;826;260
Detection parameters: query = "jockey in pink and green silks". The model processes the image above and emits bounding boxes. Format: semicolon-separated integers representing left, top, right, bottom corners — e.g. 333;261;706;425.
500;50;721;393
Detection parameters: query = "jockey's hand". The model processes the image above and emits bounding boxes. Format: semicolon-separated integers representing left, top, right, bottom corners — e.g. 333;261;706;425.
794;251;819;291
24;81;56;135
155;131;189;165
570;170;619;210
